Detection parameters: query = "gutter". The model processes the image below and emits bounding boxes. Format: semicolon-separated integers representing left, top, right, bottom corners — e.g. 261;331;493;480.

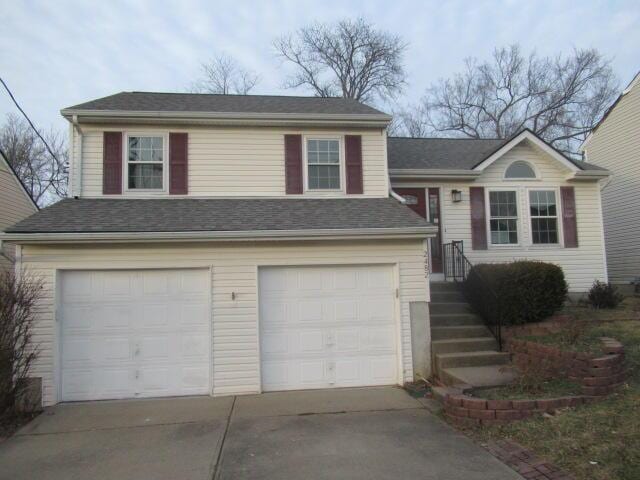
60;109;392;128
0;226;437;244
389;168;481;180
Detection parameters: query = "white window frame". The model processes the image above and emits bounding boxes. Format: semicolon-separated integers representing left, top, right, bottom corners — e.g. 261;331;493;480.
123;132;169;194
486;188;521;247
303;135;345;194
526;187;563;247
503;160;539;181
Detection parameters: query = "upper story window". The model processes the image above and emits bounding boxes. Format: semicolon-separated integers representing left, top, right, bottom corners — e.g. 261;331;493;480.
529;190;559;244
489;190;519;245
505;161;536;179
306;139;340;190
127;135;164;190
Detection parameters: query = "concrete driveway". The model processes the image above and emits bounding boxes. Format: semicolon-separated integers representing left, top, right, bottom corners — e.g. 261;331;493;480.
0;387;522;480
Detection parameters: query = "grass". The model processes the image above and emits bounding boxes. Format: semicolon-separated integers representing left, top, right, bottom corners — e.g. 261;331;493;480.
465;316;640;480
0;411;37;441
472;378;583;400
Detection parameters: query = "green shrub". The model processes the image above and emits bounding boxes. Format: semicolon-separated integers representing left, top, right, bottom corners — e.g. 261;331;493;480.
463;261;568;325
587;280;623;309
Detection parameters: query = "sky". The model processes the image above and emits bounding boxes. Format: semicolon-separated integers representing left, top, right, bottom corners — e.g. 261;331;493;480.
1;0;639;135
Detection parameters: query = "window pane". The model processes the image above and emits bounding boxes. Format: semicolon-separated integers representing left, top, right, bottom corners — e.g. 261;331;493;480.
505;161;536;178
531;218;558;244
128;164;163;189
308;165;339;190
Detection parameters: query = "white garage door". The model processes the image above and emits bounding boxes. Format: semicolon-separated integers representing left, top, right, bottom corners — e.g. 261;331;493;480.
59;269;210;401
259;265;399;391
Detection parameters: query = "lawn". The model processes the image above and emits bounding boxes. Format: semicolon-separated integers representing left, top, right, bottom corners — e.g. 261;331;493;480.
462;299;640;480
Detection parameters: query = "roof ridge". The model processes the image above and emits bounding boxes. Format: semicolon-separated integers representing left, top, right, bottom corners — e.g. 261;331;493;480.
126;91;361;101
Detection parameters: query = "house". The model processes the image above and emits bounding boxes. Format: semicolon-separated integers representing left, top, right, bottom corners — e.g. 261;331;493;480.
0;148;38;270
1;92;436;406
581;71;640;287
388;130;610;292
0;92;609;406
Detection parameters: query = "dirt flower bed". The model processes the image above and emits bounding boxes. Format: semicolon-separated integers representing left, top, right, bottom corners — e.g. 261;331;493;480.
475;378;583;400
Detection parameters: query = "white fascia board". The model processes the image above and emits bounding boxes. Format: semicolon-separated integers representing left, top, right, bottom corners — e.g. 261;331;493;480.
569;170;611;180
1;226;437;244
473;130;579;173
60;109;392;127
389;169;480;180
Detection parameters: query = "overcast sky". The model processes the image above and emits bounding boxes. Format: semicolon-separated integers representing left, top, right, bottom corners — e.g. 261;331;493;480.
1;0;638;134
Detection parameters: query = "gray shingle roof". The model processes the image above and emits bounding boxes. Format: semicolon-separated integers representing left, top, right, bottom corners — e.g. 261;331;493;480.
387;135;607;171
387;137;507;170
6;198;430;234
63;92;388;117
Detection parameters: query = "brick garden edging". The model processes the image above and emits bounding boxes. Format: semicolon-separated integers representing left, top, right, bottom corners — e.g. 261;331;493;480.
505;336;626;397
485;439;575;480
437;335;626;426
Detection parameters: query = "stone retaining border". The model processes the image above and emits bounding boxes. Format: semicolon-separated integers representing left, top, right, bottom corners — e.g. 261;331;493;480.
485;439;575;480
505;337;626;397
437;336;627;425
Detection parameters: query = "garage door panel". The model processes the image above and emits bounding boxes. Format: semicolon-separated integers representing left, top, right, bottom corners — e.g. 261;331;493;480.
60;269;210;402
259;265;399;392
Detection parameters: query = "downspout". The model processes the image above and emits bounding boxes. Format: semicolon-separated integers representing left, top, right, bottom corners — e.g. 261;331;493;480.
389;185;407;204
71;115;83;198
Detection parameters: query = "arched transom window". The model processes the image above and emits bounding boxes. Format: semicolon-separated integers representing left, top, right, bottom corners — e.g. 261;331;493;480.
505;161;537;179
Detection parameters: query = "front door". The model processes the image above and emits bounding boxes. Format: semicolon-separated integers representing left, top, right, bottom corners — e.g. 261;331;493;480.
395;188;442;274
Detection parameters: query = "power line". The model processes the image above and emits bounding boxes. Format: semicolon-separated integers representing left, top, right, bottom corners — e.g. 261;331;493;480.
0;76;61;163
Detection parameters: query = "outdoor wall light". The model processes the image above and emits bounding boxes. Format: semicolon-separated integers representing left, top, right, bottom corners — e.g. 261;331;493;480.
451;189;463;203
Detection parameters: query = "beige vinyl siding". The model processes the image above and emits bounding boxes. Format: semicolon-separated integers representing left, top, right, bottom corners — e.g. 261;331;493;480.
584;79;640;284
0;160;37;266
74;125;389;198
20;238;428;406
393;141;607;292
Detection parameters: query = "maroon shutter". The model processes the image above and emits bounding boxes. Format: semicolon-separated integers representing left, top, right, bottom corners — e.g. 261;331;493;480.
102;132;122;194
169;133;188;195
561;186;578;248
345;135;363;194
284;134;303;194
470;187;487;250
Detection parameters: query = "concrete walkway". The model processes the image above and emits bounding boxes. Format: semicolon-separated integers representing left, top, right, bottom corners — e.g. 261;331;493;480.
0;387;523;480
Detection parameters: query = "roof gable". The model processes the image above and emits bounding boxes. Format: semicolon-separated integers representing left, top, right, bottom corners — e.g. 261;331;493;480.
472;130;579;173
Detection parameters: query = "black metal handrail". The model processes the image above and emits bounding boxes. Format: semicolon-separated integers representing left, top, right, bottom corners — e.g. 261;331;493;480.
442;241;503;350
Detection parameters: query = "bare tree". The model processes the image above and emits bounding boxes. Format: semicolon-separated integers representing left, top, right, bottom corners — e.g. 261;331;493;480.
398;45;618;156
191;54;259;95
0;114;68;205
0;270;41;415
275;18;407;104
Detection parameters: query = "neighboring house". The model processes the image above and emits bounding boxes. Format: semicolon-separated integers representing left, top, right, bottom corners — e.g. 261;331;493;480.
581;72;640;286
388;130;610;292
0;148;38;270
0;92;609;406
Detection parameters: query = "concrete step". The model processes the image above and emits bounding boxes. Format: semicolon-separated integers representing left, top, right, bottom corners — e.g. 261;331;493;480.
431;337;498;354
430;302;471;315
440;365;519;388
436;350;511;370
430;282;459;292
430;290;467;303
430;313;483;327
431;325;492;340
